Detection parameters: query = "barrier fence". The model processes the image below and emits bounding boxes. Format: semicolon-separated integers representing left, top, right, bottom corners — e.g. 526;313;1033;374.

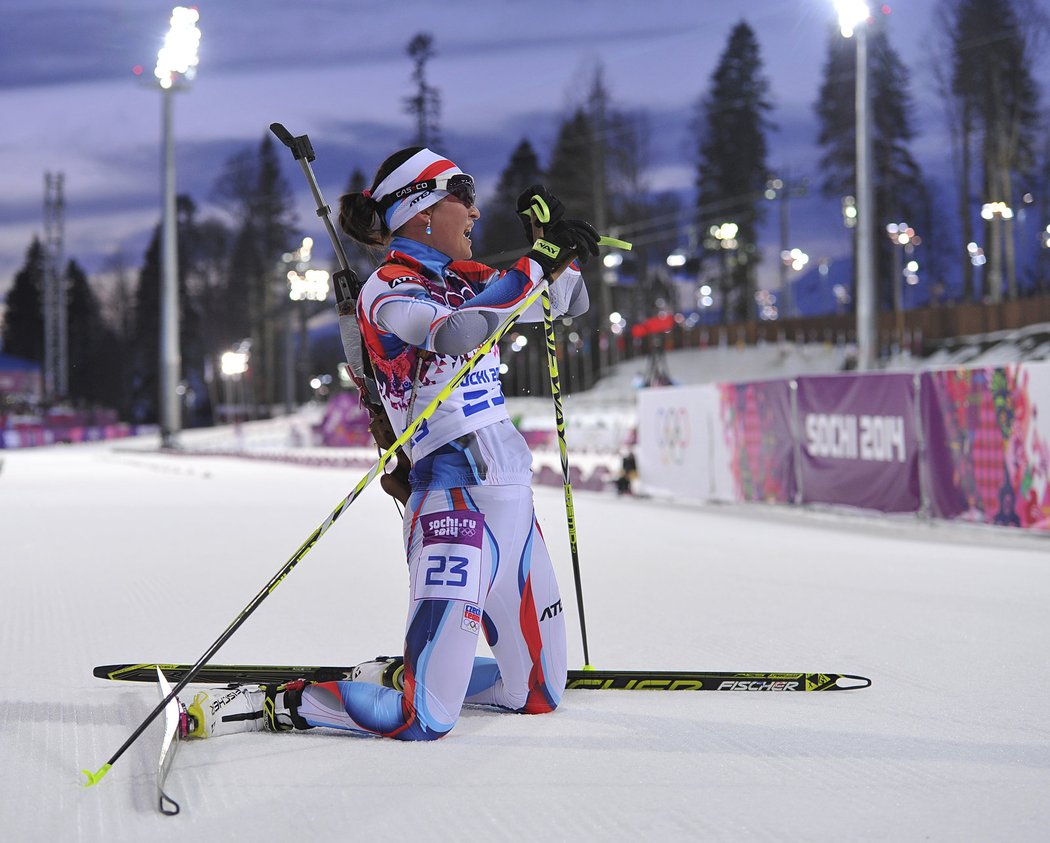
637;362;1050;532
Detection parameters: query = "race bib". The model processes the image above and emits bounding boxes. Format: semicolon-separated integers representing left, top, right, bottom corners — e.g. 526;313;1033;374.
413;510;485;603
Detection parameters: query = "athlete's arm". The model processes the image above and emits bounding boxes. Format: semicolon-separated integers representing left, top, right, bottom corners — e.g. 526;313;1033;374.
370;286;492;357
369;256;588;357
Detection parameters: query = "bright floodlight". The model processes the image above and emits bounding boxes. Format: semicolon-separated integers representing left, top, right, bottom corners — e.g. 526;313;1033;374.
288;268;331;302
834;0;869;37
155;6;201;89
221;350;249;377
981;201;1014;220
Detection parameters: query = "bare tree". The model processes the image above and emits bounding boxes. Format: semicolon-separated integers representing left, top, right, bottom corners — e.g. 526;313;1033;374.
404;33;442;148
940;0;1045;301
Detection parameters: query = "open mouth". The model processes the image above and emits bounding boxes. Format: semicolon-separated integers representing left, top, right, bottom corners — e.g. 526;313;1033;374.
464;226;473;240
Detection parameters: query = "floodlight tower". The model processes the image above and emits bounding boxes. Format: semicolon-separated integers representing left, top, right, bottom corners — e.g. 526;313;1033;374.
835;0;876;370
154;6;201;447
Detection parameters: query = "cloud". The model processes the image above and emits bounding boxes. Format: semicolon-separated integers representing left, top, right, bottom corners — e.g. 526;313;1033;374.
0;5;154;90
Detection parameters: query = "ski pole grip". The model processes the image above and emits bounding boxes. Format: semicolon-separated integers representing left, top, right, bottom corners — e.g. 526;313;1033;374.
598;235;632;251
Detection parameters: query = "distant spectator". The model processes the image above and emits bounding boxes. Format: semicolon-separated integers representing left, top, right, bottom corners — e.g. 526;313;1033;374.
616;450;638;496
993;484;1021;528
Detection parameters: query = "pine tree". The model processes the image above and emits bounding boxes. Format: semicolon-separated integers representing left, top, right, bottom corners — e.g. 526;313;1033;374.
946;0;1043;301
477;139;544;261
181;213;233;368
476;139;545;398
1;238;46;361
542;107;608;388
171;195;210;425
65;259;120;407
212;134;299;410
99;251;137;417
695;21;774;323
815;12;928;311
128;228;162;423
546;109;598;222
543;68;658;385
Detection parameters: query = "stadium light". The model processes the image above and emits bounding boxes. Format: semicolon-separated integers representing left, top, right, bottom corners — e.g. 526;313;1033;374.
835;0;876;370
154;7;201;89
155;6;201;448
834;0;868;36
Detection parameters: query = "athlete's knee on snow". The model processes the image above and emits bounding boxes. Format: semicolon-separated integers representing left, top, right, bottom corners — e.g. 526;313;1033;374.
396;719;453;741
398;682;462;741
497;679;561;715
519;687;562;715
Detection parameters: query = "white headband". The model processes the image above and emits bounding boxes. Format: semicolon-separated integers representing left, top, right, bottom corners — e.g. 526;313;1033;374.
372;148;462;232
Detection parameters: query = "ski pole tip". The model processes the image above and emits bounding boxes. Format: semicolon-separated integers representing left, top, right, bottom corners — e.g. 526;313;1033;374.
80;764;112;788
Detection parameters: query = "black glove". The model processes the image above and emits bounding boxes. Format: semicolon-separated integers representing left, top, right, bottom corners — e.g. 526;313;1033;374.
527;218;601;274
516;184;564;244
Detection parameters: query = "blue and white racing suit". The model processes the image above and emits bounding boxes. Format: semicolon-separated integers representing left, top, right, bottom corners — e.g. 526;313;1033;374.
296;236;589;739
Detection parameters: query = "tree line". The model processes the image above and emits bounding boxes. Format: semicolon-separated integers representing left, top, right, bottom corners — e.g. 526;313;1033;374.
2;1;1047;422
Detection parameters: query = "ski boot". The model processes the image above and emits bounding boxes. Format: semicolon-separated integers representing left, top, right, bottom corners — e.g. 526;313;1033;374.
182;681;314;738
350;656;405;691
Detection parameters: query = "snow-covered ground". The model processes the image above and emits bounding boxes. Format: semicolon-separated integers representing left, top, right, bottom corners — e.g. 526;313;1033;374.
2;435;1049;841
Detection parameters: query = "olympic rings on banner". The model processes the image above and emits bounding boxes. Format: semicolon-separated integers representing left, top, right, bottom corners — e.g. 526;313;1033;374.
656;406;690;465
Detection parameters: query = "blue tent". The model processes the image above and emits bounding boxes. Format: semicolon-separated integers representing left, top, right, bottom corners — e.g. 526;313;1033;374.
0;352;42;397
0;352;41;373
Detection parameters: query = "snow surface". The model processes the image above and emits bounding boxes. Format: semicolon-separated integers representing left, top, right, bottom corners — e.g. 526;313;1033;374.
2;429;1049;842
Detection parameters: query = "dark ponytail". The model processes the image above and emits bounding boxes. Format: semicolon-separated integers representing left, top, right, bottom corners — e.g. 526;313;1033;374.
338;146;425;248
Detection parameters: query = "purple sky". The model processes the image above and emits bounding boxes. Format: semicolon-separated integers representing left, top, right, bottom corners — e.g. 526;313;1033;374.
0;0;1009;303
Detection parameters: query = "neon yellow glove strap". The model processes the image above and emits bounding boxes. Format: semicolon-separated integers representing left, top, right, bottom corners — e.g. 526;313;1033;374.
532;239;562;261
529;196;552;224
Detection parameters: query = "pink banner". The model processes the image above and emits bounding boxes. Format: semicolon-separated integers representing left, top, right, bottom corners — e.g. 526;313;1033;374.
718;379;796;503
317;392;374;447
922;366;1050;529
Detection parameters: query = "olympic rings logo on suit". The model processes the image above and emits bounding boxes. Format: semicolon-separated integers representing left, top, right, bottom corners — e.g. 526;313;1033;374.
656;405;690;465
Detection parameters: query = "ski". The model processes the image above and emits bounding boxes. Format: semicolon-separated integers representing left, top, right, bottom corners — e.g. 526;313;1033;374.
155;668;183;816
96;663;871;692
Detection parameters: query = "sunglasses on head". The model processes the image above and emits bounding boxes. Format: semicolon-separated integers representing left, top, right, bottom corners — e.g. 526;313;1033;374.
380;173;476;210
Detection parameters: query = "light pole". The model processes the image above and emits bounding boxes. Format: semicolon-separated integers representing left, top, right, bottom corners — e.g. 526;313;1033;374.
708;222;738;322
981;201;1014;303
765;175;808;318
885;222;920;349
154;6;200;448
220;346;250;427
835;0;876;370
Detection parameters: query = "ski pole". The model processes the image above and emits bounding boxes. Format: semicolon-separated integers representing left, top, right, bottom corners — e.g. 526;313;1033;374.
538;235;631;668
525;194;631;668
81;270;554;789
539;290;594;667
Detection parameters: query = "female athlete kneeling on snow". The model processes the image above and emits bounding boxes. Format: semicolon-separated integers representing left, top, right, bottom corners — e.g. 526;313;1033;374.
180;146;598;740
